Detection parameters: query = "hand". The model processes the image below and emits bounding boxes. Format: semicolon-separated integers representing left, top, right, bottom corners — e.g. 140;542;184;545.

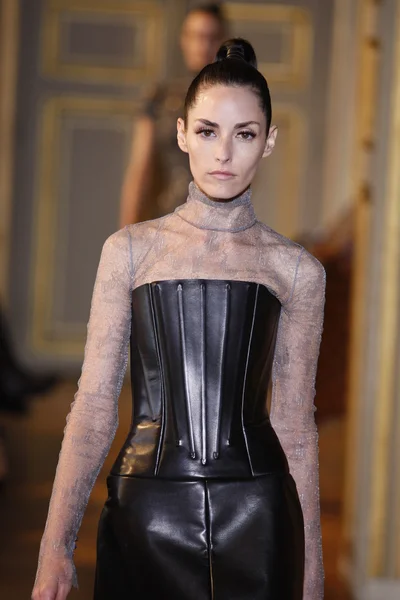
31;580;72;600
32;558;74;600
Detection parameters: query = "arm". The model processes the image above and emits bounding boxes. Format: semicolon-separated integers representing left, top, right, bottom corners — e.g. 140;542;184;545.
119;116;155;227
270;248;326;599
32;228;133;600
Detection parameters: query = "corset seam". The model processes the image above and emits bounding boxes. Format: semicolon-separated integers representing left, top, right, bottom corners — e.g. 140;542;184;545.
155;284;181;447
204;480;215;599
241;283;260;476
200;283;207;465
149;285;165;475
214;283;230;459
177;284;196;459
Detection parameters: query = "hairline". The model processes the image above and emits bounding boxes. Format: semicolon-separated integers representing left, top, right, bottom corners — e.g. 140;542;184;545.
184;82;268;120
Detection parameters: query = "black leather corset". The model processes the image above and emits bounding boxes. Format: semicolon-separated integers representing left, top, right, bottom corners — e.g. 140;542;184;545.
112;279;289;479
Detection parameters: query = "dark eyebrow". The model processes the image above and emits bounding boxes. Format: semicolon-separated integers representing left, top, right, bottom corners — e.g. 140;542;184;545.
234;121;260;128
195;119;219;127
195;119;260;128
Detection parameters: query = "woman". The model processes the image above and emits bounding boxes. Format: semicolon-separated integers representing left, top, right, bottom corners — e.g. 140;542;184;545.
32;39;325;600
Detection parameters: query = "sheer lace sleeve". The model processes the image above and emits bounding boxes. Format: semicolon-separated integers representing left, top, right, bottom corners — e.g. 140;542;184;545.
33;228;133;591
270;248;326;600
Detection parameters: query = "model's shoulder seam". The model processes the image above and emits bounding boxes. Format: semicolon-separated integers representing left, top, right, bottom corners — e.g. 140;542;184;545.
256;220;302;249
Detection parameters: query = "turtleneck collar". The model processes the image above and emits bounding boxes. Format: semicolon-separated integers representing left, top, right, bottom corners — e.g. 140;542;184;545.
175;181;257;232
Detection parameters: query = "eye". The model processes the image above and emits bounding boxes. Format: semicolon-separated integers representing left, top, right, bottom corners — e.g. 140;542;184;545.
237;130;256;140
196;128;216;138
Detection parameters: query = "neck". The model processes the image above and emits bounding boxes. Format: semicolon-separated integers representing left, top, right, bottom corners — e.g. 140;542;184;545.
194;181;252;204
174;181;257;232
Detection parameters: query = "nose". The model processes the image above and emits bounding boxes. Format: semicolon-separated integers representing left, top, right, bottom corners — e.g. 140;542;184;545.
215;135;232;164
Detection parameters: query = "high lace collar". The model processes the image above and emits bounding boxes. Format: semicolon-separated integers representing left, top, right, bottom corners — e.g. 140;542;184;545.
175;181;257;232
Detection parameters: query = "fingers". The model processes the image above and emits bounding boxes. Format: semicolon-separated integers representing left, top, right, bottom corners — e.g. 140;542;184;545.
56;582;72;600
31;583;71;600
31;589;55;600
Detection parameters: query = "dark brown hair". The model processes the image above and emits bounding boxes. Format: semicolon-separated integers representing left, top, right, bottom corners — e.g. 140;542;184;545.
183;38;272;133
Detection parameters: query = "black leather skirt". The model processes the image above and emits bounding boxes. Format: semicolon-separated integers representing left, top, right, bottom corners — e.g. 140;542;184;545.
94;473;304;599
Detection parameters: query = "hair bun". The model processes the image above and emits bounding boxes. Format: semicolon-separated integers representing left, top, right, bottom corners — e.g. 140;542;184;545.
216;38;257;69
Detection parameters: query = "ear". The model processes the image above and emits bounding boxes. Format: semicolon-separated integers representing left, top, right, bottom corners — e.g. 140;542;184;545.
177;118;188;153
262;125;278;158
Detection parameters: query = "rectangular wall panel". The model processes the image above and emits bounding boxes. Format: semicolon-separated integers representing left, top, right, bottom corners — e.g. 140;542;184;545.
31;96;138;357
225;3;313;89
41;0;164;83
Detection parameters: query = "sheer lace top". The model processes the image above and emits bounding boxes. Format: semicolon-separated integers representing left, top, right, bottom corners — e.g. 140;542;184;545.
35;181;325;599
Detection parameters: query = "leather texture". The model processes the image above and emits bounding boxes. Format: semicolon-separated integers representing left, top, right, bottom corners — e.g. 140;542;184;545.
95;473;304;600
97;280;305;599
112;279;289;479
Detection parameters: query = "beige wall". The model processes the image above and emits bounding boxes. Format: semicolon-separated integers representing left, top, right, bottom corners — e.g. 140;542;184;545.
320;0;360;234
0;0;19;305
343;0;400;597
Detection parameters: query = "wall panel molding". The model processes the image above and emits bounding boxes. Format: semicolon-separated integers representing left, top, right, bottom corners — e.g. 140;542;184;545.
0;0;20;304
31;95;139;357
224;2;313;89
252;104;306;238
41;0;164;84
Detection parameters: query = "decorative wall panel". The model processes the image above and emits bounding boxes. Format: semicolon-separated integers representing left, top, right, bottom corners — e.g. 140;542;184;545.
31;96;138;356
225;3;313;89
41;0;164;83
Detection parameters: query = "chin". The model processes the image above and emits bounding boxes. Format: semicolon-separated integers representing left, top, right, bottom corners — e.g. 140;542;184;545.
202;179;246;201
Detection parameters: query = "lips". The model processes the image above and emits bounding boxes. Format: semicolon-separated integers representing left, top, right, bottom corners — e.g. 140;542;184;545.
209;171;236;179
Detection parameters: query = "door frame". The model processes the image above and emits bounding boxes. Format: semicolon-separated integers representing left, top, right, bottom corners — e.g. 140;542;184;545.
320;0;361;233
0;0;20;306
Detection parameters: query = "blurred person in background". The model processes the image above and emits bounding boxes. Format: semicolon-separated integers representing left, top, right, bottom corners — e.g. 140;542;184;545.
119;2;227;227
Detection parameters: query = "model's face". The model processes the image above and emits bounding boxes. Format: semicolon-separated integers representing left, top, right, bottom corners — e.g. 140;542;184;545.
177;85;277;200
180;12;223;73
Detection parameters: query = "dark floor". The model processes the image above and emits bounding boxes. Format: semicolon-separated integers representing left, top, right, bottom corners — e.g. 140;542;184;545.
0;379;351;599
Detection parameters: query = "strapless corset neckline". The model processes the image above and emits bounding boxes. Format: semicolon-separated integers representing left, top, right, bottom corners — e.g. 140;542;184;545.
112;279;289;479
